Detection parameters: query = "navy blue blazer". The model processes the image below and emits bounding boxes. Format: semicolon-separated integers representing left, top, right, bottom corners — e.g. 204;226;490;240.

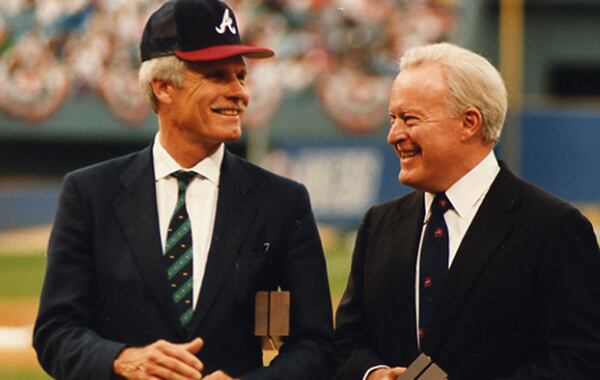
335;166;600;380
34;146;335;380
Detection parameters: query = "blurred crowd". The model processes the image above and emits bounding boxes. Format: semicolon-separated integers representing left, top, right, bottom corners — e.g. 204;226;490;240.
0;0;455;131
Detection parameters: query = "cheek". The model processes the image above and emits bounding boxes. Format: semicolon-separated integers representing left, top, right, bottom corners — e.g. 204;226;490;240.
423;139;445;160
425;138;459;170
198;104;215;121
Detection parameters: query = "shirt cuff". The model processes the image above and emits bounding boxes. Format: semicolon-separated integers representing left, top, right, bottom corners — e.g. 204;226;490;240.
363;365;390;380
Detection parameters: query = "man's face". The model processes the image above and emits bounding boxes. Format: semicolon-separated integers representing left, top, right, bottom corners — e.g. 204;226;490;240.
387;64;465;193
168;56;249;147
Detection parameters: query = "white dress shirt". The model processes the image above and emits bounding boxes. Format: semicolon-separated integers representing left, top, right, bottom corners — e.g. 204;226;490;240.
152;134;223;309
415;150;500;347
364;150;500;379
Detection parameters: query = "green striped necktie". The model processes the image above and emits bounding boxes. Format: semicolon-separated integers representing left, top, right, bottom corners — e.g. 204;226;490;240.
165;170;196;327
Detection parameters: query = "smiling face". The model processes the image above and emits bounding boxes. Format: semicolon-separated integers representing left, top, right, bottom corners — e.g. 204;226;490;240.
160;56;249;157
387;63;468;193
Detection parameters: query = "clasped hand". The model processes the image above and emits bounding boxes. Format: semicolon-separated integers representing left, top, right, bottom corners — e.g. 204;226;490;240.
113;338;238;379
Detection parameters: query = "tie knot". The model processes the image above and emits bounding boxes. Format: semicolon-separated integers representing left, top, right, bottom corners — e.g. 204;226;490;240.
431;193;452;215
171;171;196;191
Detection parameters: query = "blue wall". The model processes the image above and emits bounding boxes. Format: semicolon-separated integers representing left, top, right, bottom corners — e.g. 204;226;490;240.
521;106;600;202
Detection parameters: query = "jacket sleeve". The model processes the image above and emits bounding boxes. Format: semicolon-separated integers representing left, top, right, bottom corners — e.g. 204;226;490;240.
333;207;388;379
242;184;336;380
497;207;600;380
33;173;126;380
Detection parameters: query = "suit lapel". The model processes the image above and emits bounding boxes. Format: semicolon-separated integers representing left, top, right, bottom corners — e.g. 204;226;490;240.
113;147;186;338
426;167;520;354
187;151;257;334
385;192;424;360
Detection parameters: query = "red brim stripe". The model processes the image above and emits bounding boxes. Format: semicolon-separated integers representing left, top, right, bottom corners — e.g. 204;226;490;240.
175;45;275;61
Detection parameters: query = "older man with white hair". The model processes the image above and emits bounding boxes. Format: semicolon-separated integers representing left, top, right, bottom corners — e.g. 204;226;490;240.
334;42;600;380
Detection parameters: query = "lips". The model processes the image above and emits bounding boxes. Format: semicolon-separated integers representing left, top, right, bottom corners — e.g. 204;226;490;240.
395;143;421;159
400;149;419;159
212;107;244;116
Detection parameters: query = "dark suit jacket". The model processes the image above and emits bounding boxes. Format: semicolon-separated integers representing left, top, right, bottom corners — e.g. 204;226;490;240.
33;146;335;380
334;166;600;380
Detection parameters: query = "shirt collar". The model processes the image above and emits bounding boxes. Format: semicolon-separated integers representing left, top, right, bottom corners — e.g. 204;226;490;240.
424;150;500;219
152;133;224;185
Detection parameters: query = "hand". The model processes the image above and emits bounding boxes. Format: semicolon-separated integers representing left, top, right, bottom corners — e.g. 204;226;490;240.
113;338;204;380
203;370;239;380
367;367;407;380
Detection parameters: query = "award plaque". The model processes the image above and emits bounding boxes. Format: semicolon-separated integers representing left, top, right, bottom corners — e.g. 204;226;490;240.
397;353;447;380
254;291;290;350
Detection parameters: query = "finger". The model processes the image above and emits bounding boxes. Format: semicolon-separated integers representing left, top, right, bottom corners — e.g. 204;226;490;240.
159;343;204;371
367;368;390;380
149;352;202;379
204;370;231;380
140;373;162;380
390;367;407;375
183;337;204;354
145;358;201;380
379;370;394;380
383;367;407;380
169;338;204;368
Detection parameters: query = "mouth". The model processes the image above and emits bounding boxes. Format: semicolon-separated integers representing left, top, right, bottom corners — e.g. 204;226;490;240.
211;107;244;117
395;143;421;159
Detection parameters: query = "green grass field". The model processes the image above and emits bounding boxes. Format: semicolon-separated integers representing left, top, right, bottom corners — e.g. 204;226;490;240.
325;236;354;300
0;252;48;380
0;253;46;299
0;369;51;380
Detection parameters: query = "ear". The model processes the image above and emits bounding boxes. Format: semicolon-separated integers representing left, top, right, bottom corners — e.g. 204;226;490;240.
460;107;483;141
150;79;174;106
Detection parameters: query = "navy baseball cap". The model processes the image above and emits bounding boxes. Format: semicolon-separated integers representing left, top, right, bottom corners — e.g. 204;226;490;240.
140;0;274;62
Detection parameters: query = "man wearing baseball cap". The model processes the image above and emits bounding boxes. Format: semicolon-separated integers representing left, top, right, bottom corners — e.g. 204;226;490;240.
33;0;335;379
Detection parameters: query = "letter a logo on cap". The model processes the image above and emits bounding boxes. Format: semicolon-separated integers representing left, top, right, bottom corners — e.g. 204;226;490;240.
215;8;237;35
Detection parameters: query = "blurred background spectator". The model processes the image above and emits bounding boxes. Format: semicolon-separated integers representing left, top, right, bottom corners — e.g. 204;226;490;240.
0;0;454;127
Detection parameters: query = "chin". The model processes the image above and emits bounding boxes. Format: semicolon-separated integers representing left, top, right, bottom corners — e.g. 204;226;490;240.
399;172;425;191
225;130;242;142
398;170;413;186
218;123;242;138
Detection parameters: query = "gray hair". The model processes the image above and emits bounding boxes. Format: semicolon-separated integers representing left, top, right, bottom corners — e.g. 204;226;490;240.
138;55;186;112
399;43;507;144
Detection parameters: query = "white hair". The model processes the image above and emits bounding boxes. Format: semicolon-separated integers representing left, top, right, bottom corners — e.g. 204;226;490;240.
138;55;186;113
399;43;507;144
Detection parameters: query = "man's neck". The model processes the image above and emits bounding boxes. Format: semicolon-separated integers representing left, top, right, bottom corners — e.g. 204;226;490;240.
433;144;495;193
160;131;221;169
158;129;220;169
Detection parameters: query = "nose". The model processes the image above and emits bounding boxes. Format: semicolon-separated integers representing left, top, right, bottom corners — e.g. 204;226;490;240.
387;118;407;145
226;77;249;106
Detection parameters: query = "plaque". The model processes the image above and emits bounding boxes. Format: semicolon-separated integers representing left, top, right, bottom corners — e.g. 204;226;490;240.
397;353;447;380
